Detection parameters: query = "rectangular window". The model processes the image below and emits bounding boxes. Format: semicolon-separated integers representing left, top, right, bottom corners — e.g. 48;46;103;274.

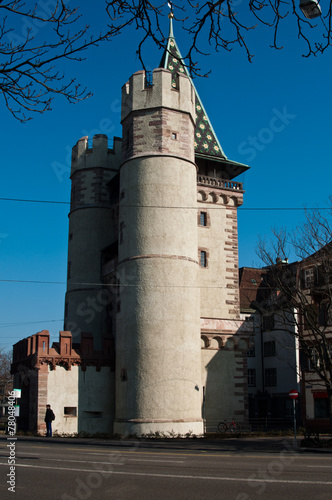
314;398;329;418
248;369;256;387
304;304;318;330
247;339;255;357
200;212;207;226
263;314;274;331
304;268;315;289
318;302;329;327
264;340;276;357
200;250;207;268
265;368;277;387
64;407;77;417
307;348;320;371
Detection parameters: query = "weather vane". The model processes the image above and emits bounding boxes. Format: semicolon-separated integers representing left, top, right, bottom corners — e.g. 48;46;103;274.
168;1;174;17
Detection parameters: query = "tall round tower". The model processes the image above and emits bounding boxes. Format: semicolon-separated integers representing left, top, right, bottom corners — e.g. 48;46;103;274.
114;68;203;436
65;134;122;349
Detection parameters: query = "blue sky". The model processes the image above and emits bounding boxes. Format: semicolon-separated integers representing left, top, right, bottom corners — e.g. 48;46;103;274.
1;3;331;351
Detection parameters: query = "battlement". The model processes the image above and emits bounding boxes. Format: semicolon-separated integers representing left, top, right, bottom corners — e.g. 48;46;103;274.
71;134;122;175
121;68;195;124
11;330;114;372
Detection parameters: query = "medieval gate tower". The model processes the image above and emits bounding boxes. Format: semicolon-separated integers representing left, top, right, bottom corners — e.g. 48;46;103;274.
12;17;252;436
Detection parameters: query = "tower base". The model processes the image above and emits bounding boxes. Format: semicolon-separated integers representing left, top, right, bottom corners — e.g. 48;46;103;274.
113;419;204;437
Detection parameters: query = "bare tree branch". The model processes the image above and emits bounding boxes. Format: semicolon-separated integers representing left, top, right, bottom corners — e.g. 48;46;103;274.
256;201;332;430
1;1;331;121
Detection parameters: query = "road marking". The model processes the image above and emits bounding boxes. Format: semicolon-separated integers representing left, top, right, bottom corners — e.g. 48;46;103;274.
37;458;124;466
4;443;332;461
1;461;332;485
308;465;332;468
87;452;184;463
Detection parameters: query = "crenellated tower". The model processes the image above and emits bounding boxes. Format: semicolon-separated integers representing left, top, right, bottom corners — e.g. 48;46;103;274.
114;68;204;436
65;134;122;349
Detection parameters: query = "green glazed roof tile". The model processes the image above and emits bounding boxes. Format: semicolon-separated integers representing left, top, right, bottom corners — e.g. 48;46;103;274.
159;16;226;159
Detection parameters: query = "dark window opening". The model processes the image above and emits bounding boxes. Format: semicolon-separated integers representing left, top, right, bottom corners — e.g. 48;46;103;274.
64;407;77;417
265;368;277;387
263;314;274;331
121;369;128;381
248;369;256;387
200;212;207;226
314;398;329;418
264;340;276;357
200;250;207;268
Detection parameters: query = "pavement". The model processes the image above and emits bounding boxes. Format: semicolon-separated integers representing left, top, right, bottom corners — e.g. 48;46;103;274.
1;433;331;454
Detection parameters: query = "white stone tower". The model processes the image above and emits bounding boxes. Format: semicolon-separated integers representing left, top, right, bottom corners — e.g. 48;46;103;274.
114;68;204;436
65;134;122;349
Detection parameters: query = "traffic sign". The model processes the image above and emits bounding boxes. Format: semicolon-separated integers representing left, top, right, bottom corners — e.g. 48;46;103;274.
289;389;299;399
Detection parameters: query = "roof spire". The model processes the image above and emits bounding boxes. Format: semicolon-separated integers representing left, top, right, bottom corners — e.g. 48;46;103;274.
168;11;174;39
168;2;174;38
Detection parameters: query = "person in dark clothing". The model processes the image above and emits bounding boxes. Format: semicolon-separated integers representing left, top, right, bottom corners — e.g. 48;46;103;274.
44;404;55;437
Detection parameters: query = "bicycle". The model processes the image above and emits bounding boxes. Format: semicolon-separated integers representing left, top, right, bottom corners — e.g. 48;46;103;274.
217;418;241;433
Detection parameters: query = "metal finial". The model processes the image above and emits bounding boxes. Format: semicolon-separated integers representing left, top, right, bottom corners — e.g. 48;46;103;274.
168;9;174;38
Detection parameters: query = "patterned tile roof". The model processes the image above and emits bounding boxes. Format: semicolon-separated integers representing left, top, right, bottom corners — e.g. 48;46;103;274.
159;15;226;159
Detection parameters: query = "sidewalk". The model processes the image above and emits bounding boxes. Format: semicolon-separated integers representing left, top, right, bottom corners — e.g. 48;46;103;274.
1;433;330;454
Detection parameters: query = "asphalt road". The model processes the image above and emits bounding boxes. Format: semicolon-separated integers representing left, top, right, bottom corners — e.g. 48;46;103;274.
1;436;332;500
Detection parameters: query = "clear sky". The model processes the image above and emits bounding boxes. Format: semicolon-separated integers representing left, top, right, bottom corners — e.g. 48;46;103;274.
1;2;331;352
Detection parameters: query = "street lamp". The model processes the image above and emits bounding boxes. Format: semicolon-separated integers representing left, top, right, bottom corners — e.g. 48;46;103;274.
300;0;322;19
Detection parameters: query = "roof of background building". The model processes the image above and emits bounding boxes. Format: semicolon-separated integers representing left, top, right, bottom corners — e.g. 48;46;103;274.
239;267;267;311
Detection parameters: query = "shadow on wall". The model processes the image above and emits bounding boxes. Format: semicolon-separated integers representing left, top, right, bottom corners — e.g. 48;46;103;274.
203;339;243;433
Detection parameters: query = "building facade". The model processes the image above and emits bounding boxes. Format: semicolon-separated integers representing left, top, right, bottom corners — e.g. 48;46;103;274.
239;267;301;426
12;18;252;436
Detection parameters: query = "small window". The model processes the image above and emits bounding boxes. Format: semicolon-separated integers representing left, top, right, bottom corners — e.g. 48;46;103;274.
263;314;274;331
308;348;320;371
200;212;207;226
304;268;315;289
265;368;277;387
200;250;207;268
64;407;77;417
121;368;128;381
248;369;256;387
304;304;318;330
264;340;276;357
247;340;255;357
171;132;177;140
314;398;329;418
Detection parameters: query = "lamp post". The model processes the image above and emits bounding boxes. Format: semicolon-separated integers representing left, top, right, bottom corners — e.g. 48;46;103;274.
300;0;322;19
289;389;299;449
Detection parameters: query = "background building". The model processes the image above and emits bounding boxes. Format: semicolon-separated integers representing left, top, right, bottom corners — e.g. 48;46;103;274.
239;267;301;428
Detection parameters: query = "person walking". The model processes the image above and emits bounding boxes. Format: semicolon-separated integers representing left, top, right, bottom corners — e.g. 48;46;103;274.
44;404;55;437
